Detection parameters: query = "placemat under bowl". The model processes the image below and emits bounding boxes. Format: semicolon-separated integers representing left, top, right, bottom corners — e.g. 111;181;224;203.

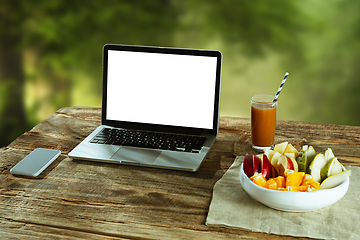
206;156;360;240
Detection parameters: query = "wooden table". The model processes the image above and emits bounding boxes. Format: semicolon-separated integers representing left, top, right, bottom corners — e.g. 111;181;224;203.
1;106;359;239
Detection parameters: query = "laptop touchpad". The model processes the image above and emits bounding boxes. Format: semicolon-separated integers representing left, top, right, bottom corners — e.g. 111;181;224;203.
111;147;160;163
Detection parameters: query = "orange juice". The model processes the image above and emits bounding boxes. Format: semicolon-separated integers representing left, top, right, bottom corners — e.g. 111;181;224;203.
251;95;277;149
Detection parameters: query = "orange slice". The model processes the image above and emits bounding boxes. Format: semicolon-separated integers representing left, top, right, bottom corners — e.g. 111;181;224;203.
267;178;278;190
274;176;286;188
250;173;269;188
286;171;305;187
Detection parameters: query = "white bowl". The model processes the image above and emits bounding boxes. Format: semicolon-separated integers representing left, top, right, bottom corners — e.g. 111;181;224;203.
239;163;350;212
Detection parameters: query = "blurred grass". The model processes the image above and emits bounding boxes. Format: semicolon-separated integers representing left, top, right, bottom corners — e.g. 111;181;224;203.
0;0;359;148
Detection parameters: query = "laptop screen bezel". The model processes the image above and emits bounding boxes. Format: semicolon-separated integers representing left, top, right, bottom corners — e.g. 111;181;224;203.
101;44;222;136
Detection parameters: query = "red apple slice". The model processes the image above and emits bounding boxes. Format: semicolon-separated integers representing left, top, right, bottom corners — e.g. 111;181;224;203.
289;156;299;172
253;155;260;174
286;155;294;170
271;165;278;178
243;154;255;177
259;154;272;179
243;154;261;178
277;155;295;176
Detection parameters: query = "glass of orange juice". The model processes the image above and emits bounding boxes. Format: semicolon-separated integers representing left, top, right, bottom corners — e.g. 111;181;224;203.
251;94;277;151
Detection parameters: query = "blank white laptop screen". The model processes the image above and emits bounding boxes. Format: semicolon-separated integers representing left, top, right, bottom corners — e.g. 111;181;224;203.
106;50;218;129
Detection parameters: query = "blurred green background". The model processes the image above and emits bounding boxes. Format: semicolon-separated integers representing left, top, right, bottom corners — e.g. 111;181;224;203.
1;0;359;147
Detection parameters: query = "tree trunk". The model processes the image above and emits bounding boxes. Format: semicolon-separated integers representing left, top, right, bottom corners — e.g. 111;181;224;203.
0;33;28;147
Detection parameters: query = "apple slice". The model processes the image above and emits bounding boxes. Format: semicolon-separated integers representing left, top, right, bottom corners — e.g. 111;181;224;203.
320;170;351;190
324;148;335;162
259;154;272;179
289;156;299;172
243;154;272;179
277;155;295;177
264;149;275;162
284;153;299;172
329;158;343;176
297;145;316;173
270;152;282;174
270;152;282;166
320;157;343;181
297;151;307;173
307;145;316;159
252;155;260;174
284;152;295;159
284;143;299;159
274;141;288;154
309;153;326;182
297;145;308;172
302;145;309;152
270;165;278;178
243;154;260;178
306;145;316;173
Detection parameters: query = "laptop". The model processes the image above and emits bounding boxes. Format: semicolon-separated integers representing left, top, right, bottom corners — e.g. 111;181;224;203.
68;44;222;172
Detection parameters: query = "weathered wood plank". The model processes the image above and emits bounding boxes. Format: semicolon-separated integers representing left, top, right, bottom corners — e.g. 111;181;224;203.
1;107;358;239
220;116;360;146
0;218;120;240
0;189;310;240
0;216;305;240
0;150;316;240
220;116;360;142
56;106;102;122
6;111;99;154
0;152;301;239
219;116;360;165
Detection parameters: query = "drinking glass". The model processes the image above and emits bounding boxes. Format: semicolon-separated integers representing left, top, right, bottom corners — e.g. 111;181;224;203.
251;94;277;151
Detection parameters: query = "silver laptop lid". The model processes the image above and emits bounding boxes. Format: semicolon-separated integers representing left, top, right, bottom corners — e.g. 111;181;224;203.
101;44;222;136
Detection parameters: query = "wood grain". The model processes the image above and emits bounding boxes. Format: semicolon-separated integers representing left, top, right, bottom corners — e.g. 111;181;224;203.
0;106;359;239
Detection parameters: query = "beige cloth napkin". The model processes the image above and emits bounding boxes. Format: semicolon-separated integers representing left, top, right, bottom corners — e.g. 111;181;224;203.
206;156;360;240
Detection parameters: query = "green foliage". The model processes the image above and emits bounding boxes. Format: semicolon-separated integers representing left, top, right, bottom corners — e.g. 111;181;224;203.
0;0;359;148
188;0;308;55
287;0;360;125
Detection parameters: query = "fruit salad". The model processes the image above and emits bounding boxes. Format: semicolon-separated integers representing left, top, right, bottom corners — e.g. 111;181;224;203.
243;142;351;192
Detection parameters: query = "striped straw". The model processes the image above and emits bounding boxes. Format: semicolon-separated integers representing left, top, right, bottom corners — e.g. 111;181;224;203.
272;72;289;105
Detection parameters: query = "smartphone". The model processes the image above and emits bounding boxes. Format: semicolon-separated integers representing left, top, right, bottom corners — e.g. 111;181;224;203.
10;148;61;177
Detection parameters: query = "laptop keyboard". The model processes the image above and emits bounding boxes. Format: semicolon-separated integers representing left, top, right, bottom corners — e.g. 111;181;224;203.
90;128;207;153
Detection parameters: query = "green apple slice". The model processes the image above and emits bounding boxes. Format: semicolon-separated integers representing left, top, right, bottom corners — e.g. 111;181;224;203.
320;157;343;182
324;148;335;162
302;145;309;153
320;170;351;190
330;158;343;176
297;145;316;173
307;146;316;162
297;151;307;173
309;153;326;182
306;146;316;174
